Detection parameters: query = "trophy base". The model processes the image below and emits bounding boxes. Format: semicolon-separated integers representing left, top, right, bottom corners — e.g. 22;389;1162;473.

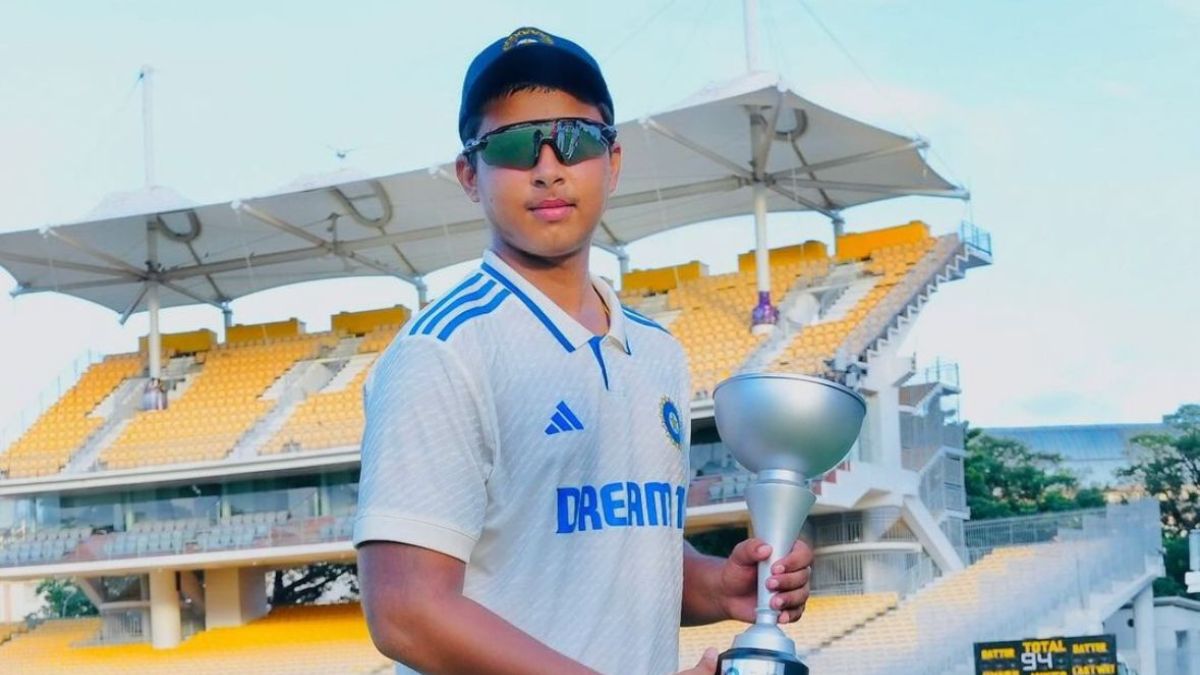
716;647;808;675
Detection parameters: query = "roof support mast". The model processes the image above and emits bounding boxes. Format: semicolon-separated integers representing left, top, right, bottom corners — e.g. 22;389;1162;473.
141;65;164;381
745;0;778;334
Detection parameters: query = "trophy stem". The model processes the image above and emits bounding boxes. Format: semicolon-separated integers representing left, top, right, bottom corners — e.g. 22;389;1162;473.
746;470;815;627
730;469;815;656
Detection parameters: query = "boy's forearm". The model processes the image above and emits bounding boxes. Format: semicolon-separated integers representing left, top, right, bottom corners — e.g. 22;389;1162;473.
680;542;728;626
371;592;599;675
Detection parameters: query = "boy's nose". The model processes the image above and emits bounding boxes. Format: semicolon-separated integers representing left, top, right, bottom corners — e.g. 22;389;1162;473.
530;142;565;186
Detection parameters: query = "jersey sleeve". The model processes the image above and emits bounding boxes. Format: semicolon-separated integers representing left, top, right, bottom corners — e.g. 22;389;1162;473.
353;335;495;562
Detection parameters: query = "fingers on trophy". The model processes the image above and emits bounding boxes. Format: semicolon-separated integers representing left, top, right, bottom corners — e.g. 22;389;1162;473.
712;373;866;675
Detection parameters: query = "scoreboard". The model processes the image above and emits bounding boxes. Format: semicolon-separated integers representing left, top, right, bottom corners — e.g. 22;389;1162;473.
973;634;1118;675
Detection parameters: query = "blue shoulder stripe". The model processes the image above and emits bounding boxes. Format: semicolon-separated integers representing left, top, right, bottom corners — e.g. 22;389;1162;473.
409;272;484;336
622;306;670;334
421;279;497;336
481;262;575;352
437;289;511;341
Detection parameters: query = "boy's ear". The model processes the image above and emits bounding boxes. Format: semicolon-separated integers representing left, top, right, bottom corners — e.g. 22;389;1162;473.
455;154;480;202
607;141;622;195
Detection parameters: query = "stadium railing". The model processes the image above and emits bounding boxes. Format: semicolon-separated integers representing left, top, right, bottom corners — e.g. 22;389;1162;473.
958;220;993;257
962;507;1109;564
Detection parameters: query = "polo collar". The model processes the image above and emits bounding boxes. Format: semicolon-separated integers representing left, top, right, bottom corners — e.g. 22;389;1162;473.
480;250;630;355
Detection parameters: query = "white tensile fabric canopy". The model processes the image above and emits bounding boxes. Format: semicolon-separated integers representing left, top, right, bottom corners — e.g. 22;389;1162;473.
0;71;965;317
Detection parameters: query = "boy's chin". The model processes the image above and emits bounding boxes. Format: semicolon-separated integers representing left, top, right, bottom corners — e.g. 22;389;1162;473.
502;237;591;263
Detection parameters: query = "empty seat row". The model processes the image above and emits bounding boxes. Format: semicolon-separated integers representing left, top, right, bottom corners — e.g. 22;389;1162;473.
0;538;77;566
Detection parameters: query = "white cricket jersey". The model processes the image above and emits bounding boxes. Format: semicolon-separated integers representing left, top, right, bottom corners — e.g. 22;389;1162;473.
354;250;692;675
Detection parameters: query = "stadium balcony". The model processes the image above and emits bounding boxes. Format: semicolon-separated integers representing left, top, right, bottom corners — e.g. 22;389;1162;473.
0;511;356;576
0;526;91;567
0;603;389;675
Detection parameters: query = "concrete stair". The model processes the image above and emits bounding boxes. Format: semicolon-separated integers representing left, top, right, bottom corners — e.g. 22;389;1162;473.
63;376;145;474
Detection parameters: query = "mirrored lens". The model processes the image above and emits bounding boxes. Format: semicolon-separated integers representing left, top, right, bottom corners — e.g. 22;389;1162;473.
554;121;609;165
481;125;541;169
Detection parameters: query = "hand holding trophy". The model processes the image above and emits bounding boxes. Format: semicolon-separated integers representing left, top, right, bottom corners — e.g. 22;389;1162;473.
712;373;866;675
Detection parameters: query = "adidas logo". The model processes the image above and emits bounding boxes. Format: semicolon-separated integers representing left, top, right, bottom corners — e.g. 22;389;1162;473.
544;401;584;436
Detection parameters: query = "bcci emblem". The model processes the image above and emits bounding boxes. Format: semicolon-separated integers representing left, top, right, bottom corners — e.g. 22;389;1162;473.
660;397;682;450
502;27;554;51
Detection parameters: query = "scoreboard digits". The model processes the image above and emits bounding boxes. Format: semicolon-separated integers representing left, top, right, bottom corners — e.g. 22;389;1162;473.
1020;652;1055;671
973;634;1117;675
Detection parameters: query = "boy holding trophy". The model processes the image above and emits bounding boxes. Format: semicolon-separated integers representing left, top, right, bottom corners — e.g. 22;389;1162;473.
355;27;814;675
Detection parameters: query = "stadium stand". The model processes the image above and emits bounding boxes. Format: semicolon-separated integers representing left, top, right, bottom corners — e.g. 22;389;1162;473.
0;620;27;645
261;322;399;455
0;354;142;478
621;243;832;396
678;592;899;668
100;333;335;469
0;603;389;675
0;223;967;475
6;221;1109;675
0;526;91;567
356;323;401;354
619;223;956;396
91;512;293;560
806;500;1161;675
263;356;378;455
671;259;830;396
771;225;937;376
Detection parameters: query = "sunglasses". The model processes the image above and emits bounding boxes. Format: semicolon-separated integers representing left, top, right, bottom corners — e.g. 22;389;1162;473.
462;118;618;170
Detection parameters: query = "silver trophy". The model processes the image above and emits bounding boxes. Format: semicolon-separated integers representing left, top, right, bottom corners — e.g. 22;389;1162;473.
712;373;866;675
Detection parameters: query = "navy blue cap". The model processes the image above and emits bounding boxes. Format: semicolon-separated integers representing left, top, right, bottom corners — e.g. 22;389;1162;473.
458;27;614;143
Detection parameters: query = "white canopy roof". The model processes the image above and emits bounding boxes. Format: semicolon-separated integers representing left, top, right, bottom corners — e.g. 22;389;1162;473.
0;72;965;316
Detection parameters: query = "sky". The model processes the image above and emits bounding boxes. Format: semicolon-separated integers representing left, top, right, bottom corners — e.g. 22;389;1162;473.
0;0;1197;438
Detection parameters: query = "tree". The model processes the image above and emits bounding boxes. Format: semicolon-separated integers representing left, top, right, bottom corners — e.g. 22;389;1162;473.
1118;404;1199;537
269;563;359;606
32;578;97;619
1117;403;1199;598
963;428;1104;519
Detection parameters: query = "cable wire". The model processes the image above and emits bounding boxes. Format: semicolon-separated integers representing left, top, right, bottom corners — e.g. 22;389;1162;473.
600;0;683;61
793;0;965;185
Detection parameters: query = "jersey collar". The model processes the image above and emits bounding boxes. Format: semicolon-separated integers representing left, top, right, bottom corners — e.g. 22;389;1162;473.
481;250;630;355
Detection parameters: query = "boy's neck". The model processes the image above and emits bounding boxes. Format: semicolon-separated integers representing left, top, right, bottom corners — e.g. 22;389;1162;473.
490;242;609;336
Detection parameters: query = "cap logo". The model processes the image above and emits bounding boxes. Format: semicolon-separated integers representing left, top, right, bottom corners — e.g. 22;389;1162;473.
503;27;554;51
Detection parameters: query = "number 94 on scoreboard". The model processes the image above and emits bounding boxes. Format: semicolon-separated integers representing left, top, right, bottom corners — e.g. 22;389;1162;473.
973;634;1118;675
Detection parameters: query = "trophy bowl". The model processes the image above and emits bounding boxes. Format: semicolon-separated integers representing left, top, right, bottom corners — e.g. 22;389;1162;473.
713;372;867;477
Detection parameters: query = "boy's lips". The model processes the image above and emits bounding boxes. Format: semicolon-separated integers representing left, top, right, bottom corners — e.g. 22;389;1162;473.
529;199;575;222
